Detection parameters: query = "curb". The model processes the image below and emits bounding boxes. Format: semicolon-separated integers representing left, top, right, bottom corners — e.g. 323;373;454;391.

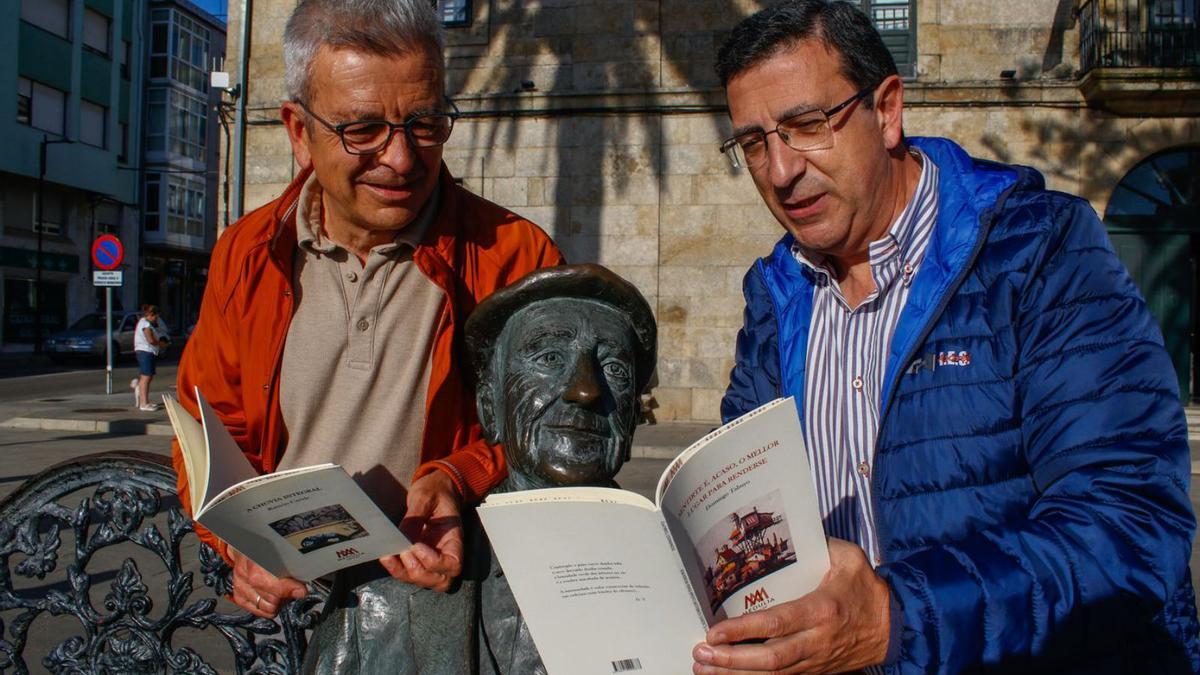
2;417;175;436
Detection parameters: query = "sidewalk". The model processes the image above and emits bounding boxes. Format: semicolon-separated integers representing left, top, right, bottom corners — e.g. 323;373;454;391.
3;388;1200;469
0;384;717;459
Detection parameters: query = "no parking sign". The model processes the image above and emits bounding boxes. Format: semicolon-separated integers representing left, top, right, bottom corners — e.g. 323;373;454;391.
91;235;123;271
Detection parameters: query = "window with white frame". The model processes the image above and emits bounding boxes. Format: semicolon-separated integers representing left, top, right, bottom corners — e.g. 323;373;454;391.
437;0;471;26
17;77;32;125
80;100;107;148
150;10;212;92
150;11;170;78
861;0;916;77
169;89;208;160
147;88;167;151
21;0;70;39
144;172;161;231
83;8;111;55
165;174;205;237
146;87;208;160
172;13;211;92
22;80;67;135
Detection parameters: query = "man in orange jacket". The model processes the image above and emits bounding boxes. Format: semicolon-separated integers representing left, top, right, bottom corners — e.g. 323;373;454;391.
174;0;563;619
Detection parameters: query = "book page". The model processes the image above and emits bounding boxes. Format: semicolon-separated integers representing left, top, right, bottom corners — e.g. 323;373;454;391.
199;465;409;581
194;386;259;511
478;490;707;674
162;395;208;511
657;398;829;621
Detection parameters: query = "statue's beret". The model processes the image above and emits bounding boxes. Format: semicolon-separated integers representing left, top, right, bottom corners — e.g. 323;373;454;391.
464;264;657;394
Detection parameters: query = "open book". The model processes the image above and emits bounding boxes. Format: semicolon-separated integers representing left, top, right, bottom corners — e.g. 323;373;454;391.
477;397;828;675
163;387;410;581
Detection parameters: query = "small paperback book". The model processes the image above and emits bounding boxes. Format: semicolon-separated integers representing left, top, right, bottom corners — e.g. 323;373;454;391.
477;397;829;675
163;387;410;581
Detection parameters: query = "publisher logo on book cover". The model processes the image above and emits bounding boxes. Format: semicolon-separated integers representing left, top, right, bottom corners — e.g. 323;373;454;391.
743;586;775;612
335;547;362;560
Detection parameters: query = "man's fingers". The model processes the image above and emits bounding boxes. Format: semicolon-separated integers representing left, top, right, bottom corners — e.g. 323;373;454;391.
378;550;452;591
232;581;280;618
412;538;462;576
693;632;811;674
705;599;814;645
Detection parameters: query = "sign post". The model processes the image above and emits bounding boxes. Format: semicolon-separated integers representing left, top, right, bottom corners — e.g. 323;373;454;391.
92;236;124;395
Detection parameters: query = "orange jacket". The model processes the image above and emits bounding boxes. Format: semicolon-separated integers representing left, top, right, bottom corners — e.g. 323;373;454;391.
173;165;564;560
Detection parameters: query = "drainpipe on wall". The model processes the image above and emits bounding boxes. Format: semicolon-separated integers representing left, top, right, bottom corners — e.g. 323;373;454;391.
230;0;252;222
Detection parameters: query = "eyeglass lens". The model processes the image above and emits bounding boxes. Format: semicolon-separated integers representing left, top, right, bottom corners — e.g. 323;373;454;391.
340;114;455;154
726;111;834;169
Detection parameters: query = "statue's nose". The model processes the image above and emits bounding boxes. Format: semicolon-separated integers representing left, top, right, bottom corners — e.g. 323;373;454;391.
562;350;601;406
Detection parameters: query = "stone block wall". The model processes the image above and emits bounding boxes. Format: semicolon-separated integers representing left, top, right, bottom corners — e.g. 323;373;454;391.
223;0;1198;422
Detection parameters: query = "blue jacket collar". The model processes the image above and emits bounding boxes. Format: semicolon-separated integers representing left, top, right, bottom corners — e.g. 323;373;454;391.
759;137;1031;419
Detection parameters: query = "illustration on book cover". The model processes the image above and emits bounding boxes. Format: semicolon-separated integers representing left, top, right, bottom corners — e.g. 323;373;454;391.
268;503;370;554
693;489;799;613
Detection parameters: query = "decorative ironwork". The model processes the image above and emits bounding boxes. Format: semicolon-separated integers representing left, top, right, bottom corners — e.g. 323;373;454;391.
0;451;326;674
1080;0;1200;72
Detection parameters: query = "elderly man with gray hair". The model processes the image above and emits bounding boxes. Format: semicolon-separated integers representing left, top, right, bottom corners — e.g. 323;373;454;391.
171;0;563;627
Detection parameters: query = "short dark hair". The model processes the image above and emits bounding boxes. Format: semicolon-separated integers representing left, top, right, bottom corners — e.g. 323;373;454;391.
715;0;899;105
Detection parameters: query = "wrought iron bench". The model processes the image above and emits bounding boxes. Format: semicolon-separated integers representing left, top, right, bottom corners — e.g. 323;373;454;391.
0;451;327;674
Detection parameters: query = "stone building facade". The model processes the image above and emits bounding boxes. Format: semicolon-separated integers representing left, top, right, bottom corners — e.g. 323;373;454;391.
225;0;1199;421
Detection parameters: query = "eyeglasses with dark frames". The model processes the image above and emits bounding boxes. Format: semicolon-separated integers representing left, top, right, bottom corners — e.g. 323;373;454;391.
719;84;877;170
295;99;460;156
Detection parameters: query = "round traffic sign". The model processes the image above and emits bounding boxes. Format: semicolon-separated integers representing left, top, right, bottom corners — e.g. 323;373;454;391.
92;235;123;271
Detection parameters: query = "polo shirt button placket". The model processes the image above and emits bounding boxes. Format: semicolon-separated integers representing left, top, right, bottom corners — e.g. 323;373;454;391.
356;318;369;332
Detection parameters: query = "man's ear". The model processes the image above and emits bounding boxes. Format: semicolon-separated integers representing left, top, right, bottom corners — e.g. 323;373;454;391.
872;74;906;152
476;380;502;445
280;101;314;170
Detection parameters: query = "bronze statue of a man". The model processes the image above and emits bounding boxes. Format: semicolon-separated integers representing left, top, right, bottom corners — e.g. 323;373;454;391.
465;263;657;673
303;264;656;674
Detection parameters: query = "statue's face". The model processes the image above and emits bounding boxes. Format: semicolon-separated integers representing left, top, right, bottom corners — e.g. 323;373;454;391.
492;298;639;487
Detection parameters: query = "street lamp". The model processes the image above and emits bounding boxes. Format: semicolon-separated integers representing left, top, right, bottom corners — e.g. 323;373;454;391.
35;134;74;355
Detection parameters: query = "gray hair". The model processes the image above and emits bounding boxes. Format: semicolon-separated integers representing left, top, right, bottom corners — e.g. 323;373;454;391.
283;0;445;103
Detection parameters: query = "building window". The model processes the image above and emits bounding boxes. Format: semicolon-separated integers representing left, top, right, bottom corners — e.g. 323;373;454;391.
21;80;67;135
861;0;916;77
17;77;32;125
166;174;205;237
437;0;471;26
145;172;161;232
118;122;129;162
83;8;111;55
33;191;65;235
173;13;212;92
20;0;70;39
120;40;132;78
147;88;167;152
80;100;107;148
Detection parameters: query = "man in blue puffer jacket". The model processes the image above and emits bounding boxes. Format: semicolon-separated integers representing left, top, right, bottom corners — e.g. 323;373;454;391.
691;2;1200;673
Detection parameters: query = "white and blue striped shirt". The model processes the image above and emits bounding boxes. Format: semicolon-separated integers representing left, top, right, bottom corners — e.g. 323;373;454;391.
793;148;940;568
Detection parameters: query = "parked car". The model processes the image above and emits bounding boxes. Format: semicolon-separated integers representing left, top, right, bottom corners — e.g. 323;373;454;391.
43;312;172;362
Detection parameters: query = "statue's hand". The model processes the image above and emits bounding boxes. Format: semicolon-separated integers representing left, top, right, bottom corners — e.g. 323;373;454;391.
379;470;464;592
229;547;307;618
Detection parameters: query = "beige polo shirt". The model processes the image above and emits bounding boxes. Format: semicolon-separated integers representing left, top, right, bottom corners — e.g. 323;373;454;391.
275;175;446;520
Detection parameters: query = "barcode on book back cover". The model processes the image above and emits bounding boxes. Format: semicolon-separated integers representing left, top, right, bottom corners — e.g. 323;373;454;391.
611;657;642;672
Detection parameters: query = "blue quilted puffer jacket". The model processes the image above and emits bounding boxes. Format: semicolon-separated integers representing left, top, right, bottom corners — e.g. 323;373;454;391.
721;137;1200;673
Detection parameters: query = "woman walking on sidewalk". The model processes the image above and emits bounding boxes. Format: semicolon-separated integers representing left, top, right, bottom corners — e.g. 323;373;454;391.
131;305;169;412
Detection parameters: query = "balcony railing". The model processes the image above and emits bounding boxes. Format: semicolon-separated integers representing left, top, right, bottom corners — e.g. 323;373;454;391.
1079;0;1199;72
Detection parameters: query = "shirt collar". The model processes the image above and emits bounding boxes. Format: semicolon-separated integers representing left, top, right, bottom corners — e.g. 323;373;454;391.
295;173;440;255
791;146;938;282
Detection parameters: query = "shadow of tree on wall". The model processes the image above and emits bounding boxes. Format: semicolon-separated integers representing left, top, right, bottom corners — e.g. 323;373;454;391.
442;0;764;268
